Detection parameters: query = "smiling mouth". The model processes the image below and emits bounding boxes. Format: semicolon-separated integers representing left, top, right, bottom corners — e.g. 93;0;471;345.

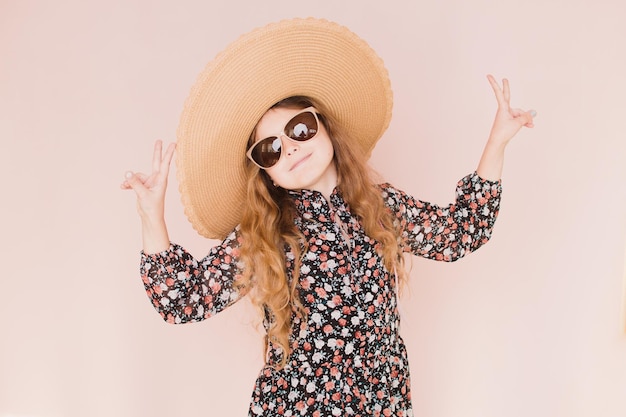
289;154;312;171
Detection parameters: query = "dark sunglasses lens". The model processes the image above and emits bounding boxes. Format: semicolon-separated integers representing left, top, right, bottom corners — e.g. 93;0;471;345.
285;111;318;141
251;136;281;168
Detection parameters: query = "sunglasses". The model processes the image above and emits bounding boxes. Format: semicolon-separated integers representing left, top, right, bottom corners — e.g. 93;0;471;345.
246;107;321;169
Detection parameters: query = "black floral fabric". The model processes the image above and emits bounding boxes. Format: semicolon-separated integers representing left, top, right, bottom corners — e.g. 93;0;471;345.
140;172;502;416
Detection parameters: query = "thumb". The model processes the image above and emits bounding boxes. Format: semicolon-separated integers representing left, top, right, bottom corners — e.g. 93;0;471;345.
512;108;536;126
523;109;537;128
123;171;149;196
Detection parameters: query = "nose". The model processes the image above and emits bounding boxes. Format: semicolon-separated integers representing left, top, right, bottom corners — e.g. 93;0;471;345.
281;135;300;156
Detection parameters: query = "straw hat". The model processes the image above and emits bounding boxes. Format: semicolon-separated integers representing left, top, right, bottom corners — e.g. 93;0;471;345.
176;17;393;239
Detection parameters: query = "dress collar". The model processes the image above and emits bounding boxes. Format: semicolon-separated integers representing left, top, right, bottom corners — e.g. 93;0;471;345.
287;188;350;223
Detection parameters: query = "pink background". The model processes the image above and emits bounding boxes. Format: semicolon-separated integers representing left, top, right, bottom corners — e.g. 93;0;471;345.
1;0;625;416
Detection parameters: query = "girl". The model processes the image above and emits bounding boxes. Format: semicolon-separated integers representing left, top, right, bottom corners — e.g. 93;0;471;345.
122;18;534;417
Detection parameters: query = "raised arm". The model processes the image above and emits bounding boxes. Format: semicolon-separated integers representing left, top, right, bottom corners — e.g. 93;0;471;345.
121;141;247;323
476;75;536;181
140;232;246;324
383;172;502;262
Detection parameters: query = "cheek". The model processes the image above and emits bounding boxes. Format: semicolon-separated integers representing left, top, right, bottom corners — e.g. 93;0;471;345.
320;138;335;160
265;164;288;185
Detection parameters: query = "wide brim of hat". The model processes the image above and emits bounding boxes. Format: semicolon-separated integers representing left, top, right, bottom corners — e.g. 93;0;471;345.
176;17;393;239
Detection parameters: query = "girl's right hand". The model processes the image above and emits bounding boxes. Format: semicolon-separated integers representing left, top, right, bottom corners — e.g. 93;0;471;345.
121;140;176;220
121;140;176;254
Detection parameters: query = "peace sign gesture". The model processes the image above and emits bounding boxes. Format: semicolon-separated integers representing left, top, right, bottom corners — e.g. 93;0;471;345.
121;140;176;253
476;75;536;181
486;74;536;146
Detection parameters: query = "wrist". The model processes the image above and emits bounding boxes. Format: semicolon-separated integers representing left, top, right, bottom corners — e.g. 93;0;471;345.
141;217;170;254
140;213;166;231
485;135;509;152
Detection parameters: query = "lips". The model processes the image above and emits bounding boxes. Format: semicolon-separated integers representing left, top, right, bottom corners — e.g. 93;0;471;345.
289;153;312;171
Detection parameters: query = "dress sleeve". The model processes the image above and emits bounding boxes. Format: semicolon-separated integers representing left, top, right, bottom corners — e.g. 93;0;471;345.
382;172;502;262
139;228;246;324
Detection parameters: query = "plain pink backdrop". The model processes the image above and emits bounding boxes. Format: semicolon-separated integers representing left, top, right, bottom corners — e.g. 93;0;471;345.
1;0;625;416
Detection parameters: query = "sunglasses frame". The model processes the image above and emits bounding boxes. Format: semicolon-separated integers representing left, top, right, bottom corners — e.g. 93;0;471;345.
246;107;321;169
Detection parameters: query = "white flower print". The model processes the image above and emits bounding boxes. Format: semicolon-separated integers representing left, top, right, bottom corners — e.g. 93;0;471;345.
139;172;502;417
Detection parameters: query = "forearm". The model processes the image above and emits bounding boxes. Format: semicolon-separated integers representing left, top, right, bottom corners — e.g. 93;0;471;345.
475;139;506;182
384;173;501;262
141;243;207;324
140;213;170;254
141;239;246;324
436;173;501;261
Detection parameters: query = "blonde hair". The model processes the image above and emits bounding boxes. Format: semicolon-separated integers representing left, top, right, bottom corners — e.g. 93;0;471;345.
237;97;405;369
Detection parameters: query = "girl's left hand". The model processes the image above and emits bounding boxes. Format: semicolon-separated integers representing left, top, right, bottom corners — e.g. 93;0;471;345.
486;74;536;147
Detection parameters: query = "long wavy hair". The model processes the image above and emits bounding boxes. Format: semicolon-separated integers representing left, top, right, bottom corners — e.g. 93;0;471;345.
236;96;406;369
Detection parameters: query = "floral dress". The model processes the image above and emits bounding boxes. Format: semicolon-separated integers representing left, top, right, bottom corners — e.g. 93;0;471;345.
140;172;502;416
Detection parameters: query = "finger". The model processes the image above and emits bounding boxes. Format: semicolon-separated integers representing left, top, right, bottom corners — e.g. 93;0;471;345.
510;108;524;117
152;140;163;174
122;172;149;186
124;171;149;196
503;78;511;104
486;74;507;108
127;171;159;189
121;171;147;189
160;142;176;174
525;110;537;128
511;108;536;127
135;172;154;188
